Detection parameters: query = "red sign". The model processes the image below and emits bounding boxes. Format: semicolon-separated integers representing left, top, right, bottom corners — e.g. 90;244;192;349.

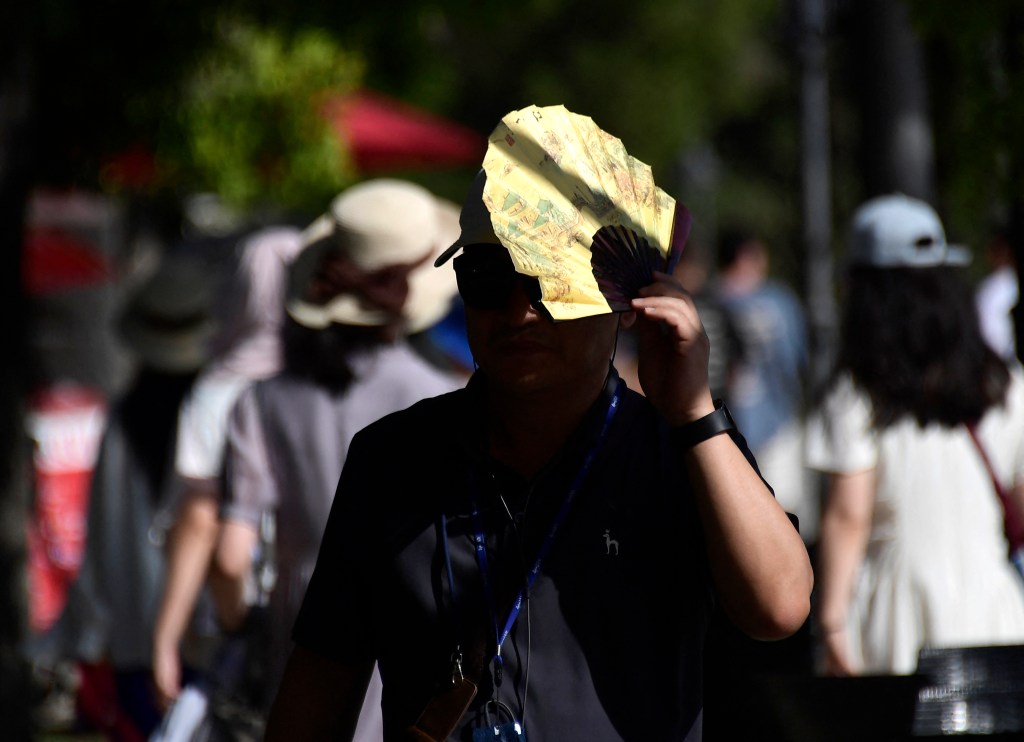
26;383;106;633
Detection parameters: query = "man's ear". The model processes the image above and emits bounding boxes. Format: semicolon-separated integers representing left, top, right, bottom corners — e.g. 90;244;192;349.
618;310;637;330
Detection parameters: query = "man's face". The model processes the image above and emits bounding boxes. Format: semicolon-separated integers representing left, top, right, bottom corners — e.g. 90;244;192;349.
455;246;619;395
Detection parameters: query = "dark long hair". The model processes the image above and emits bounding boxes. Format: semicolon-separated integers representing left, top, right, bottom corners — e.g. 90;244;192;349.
281;315;396;393
120;367;199;496
835;265;1010;430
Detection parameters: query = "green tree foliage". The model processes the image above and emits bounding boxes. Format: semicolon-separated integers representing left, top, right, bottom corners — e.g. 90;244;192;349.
908;1;1024;244
27;0;799;234
323;0;799;268
330;0;787;178
156;20;364;216
26;0;1022;252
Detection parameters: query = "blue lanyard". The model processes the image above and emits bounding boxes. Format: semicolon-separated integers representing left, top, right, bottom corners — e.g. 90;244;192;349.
468;378;623;672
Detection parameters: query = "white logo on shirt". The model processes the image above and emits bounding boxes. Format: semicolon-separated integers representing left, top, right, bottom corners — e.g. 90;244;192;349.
603;529;619;556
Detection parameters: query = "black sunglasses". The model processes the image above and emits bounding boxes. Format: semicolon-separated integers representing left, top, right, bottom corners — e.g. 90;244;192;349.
453;246;544;312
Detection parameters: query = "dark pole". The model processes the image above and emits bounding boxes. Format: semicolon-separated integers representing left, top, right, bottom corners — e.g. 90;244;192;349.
1006;18;1024;365
797;0;837;393
858;0;936;201
0;2;37;737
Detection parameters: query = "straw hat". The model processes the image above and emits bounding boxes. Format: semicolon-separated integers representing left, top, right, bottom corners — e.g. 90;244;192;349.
287;179;459;333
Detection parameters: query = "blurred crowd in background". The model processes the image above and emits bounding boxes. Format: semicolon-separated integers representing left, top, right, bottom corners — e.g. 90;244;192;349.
18;174;1024;742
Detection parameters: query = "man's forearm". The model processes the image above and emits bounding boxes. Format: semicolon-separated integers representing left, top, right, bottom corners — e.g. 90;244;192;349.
209;519;259;632
684;433;813;640
265;645;374;741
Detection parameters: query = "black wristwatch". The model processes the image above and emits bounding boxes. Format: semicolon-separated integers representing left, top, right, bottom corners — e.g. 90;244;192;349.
671;399;737;448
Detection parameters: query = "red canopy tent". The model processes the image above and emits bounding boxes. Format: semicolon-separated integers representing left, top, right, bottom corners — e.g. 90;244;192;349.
326;89;485;173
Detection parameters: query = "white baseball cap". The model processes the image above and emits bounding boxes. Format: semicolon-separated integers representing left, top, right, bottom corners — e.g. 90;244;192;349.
848;193;970;268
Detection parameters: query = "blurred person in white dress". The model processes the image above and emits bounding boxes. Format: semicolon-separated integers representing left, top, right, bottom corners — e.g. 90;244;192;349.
807;194;1024;676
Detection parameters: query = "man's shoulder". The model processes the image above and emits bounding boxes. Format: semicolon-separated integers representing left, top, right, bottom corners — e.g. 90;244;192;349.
339;388;470;497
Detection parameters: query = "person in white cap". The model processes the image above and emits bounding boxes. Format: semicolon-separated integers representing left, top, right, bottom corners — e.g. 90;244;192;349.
807;193;1024;676
195;179;465;740
264;127;812;738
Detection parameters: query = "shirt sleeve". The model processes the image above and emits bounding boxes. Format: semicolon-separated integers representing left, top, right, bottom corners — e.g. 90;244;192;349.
221;383;277;526
805;373;878;473
173;374;251;482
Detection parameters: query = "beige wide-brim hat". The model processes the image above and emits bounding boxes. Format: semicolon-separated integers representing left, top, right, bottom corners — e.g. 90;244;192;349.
287;179;460;333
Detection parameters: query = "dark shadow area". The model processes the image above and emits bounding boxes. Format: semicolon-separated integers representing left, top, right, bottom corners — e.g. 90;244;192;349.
704;640;1024;741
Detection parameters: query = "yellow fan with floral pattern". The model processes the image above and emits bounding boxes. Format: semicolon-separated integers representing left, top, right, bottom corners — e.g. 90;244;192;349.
481;104;688;321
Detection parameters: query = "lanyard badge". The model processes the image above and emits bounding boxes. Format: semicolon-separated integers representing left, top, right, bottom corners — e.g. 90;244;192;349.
471;700;527;741
446;377;624;742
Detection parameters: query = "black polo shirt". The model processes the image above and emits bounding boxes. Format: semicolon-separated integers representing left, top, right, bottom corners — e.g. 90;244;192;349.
293;370;756;741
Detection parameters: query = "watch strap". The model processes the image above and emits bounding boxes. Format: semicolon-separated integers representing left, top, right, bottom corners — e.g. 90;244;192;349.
671;400;736;448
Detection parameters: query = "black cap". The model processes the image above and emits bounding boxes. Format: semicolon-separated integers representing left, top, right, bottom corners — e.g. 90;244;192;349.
433;170;503;267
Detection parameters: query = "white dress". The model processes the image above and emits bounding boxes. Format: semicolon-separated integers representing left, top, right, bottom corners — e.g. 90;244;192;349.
806;368;1024;674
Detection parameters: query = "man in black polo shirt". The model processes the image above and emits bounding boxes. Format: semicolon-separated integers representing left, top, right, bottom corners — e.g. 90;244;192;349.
266;106;812;742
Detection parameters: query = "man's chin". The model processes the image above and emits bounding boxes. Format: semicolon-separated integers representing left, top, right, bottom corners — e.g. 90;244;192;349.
483;364;560;395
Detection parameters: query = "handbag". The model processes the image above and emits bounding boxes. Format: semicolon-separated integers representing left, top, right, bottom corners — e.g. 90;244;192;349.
150;612;270;742
203;509;277;742
965;422;1024;582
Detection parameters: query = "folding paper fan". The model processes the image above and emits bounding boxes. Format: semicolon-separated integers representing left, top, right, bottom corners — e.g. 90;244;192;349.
481;104;689;321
